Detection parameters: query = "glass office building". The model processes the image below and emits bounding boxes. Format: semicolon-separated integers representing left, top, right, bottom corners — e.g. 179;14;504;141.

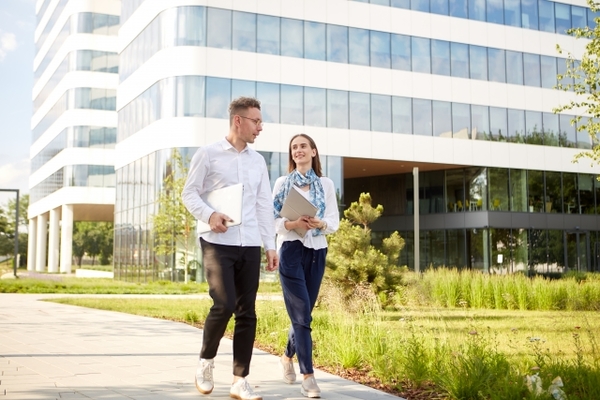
27;0;119;273
30;0;600;279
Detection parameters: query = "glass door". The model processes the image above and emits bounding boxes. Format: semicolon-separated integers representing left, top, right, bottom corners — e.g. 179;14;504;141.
564;231;589;272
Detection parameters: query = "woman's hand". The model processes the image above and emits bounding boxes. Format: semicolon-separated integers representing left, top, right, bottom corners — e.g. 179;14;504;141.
285;216;311;231
307;217;326;230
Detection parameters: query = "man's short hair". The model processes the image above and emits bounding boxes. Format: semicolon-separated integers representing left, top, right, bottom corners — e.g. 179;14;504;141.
229;97;261;124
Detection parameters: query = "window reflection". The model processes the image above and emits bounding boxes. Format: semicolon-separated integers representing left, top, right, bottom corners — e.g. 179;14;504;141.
282;18;303;58
327;24;348;63
327;90;349;129
206;8;231;49
305;21;326;61
257;15;279;55
349;27;369;66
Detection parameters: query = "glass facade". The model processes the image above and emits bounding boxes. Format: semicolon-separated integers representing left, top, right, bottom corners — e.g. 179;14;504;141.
30;165;116;203
118;75;589;149
113;148;342;282
119;5;573;91
350;0;597;35
355;168;600;273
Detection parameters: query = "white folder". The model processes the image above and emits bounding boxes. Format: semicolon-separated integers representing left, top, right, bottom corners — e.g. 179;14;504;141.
280;186;318;237
196;183;244;234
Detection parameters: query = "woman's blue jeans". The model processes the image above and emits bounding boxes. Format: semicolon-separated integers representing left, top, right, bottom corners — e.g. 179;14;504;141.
278;240;327;375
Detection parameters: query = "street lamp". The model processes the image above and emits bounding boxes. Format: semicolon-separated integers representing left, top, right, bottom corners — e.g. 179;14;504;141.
0;189;19;278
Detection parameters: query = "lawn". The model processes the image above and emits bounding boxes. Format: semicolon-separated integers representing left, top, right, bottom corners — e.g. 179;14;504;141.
46;296;600;400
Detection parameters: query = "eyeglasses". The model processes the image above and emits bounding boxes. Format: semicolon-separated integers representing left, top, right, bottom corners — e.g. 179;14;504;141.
237;115;264;127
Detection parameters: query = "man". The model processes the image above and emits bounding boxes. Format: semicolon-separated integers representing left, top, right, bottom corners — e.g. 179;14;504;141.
182;97;278;400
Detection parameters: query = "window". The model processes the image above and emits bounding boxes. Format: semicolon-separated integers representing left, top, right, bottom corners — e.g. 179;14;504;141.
327;24;348;63
469;0;486;21
487;0;504;24
281;18;303;58
412;37;431;74
280;85;303;125
371;94;392;132
370;31;391;68
538;0;556;33
327;90;348;129
392;96;412;134
451;42;469;78
432;39;450;76
508;109;525;143
470;46;487;80
207;8;231;49
391;34;411;71
525;110;543;144
232;11;256;52
506;50;523;85
349;92;371;130
305;21;326;61
471;105;489;140
433;101;452;138
205;77;230;119
449;0;468;18
257;82;280;123
349;28;370;66
489;107;507;141
453;103;471;139
523;53;541;87
555;3;571;33
488;48;506;83
540;55;557;89
522;0;539;29
257;15;279;55
504;0;521;26
413;99;432;136
304;87;326;127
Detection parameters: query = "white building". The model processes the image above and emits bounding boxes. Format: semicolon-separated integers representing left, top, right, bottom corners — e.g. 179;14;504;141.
30;0;600;279
28;0;120;273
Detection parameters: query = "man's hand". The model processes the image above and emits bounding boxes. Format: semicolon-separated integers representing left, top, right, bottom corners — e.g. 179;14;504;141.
265;249;279;272
209;212;233;233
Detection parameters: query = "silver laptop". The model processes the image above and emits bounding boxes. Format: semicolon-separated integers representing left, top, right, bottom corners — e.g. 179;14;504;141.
280;186;318;237
196;183;244;234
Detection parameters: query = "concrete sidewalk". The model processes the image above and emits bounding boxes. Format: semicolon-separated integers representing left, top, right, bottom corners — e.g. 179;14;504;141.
0;294;403;400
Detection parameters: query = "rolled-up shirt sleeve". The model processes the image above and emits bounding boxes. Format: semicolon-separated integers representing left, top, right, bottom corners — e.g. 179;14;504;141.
181;148;214;224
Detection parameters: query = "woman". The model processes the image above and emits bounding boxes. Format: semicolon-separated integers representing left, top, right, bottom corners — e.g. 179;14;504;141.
272;134;339;398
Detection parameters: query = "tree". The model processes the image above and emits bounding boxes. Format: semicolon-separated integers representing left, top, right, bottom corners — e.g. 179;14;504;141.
153;149;196;283
555;1;600;163
0;196;27;267
325;193;405;308
72;222;113;267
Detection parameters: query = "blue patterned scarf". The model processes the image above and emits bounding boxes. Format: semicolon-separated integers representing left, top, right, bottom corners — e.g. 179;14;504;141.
273;169;326;236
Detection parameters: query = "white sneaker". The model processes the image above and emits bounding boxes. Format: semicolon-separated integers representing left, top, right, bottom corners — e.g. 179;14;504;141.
280;355;297;384
301;376;321;398
229;378;262;400
195;358;214;394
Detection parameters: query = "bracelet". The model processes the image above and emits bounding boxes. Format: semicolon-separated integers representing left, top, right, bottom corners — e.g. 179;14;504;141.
320;221;327;230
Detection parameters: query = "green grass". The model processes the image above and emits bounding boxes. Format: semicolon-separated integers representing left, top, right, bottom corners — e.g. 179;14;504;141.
0;276;282;294
46;296;600;400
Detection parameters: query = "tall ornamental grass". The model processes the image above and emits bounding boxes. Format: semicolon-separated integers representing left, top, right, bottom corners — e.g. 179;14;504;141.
412;269;600;311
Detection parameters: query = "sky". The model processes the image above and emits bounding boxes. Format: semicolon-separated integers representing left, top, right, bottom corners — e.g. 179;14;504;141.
0;0;35;207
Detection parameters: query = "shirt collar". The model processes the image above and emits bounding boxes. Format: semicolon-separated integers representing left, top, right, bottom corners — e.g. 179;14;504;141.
220;137;248;153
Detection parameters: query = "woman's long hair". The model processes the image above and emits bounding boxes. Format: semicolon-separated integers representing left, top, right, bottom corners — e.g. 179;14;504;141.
287;133;323;177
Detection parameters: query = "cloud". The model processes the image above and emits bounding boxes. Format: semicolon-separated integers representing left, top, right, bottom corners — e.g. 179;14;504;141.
0;159;30;194
0;31;17;62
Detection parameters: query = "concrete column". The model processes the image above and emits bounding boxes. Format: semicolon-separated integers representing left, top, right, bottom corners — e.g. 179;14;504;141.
48;208;60;273
35;213;48;272
27;218;37;271
60;204;73;274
